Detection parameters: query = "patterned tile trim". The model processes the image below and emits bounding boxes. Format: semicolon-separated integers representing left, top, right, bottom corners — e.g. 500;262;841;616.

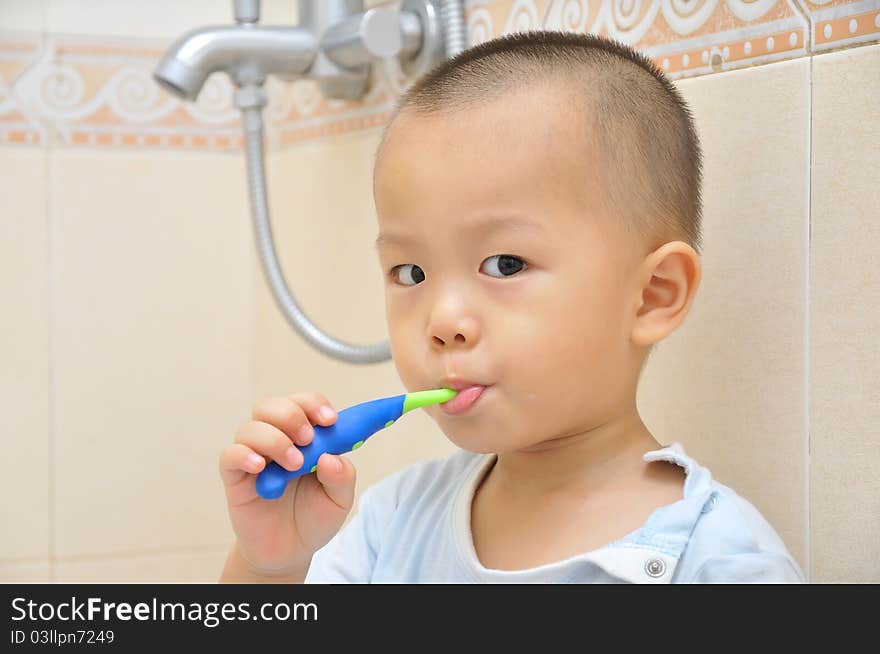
0;34;46;146
471;0;811;78
799;0;880;51
1;0;877;150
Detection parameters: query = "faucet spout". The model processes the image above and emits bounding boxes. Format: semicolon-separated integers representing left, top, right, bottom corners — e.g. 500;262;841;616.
154;25;318;100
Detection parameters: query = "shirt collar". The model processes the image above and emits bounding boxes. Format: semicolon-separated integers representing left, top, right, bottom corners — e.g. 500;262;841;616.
602;442;716;582
453;442;715;583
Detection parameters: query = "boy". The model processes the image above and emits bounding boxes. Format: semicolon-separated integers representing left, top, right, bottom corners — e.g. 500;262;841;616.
218;31;805;583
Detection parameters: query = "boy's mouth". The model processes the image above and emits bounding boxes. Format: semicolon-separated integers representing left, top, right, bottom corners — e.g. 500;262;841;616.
439;384;488;415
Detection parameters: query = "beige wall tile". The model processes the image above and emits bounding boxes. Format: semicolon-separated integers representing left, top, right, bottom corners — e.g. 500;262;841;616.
0;0;45;32
54;547;229;582
50;149;252;558
255;134;456;510
45;0;297;38
637;57;810;572
810;43;880;583
0;149;50;561
0;559;51;582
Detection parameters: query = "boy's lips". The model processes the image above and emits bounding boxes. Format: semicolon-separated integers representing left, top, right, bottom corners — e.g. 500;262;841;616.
439;384;488;415
441;378;486;391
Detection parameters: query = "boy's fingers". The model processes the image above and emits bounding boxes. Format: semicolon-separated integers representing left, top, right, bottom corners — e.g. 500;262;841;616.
251;396;312;446
251;393;337;447
289;392;338;430
219;443;265;485
234;420;304;472
315;454;356;512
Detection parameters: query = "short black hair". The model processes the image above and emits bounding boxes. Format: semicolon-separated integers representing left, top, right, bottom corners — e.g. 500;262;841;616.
377;30;703;253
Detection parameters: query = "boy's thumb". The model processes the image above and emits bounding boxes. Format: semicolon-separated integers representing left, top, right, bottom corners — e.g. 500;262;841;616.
316;454;356;512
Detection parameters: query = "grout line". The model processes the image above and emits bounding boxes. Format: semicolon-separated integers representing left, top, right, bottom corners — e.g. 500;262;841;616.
248;150;258;406
45;102;55;584
43;0;53;580
804;52;813;583
791;0;813;55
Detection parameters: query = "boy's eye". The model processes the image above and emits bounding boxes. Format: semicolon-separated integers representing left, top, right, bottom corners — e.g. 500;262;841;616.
391;263;427;286
389;255;527;286
482;254;527;278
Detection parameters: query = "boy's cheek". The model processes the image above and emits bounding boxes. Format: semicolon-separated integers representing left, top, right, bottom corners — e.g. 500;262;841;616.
386;328;427;389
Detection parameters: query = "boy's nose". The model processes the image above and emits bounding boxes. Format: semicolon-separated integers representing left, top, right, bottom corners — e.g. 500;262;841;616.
427;291;480;349
429;317;479;350
431;331;469;348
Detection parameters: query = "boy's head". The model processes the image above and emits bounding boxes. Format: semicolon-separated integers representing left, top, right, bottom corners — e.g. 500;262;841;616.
372;31;703;454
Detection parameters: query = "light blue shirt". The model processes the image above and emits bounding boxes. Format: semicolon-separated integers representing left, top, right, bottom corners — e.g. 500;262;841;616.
305;442;805;583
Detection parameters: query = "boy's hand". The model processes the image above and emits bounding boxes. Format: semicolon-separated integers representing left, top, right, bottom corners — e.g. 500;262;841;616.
219;392;356;577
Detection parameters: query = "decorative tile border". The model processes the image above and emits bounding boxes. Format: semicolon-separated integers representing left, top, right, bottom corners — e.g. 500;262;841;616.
799;0;880;51
0;0;877;150
0;31;401;151
470;0;811;78
0;35;46;146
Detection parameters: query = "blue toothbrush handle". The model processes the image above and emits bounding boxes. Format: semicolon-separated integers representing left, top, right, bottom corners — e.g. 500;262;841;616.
255;394;406;500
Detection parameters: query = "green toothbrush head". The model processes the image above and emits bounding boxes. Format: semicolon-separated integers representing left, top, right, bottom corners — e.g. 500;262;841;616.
402;388;458;414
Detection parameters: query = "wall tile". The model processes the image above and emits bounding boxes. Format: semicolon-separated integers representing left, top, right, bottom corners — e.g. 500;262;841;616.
50;149;253;558
0;148;50;566
53;547;229;582
637;57;811;572
810;43;880;583
0;1;45;32
0;560;51;582
45;0;296;39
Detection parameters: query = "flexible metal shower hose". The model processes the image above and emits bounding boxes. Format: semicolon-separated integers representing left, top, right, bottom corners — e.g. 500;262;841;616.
240;1;465;364
242;107;392;363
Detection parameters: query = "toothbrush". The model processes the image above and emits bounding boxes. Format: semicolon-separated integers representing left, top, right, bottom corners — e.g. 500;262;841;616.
255;388;458;500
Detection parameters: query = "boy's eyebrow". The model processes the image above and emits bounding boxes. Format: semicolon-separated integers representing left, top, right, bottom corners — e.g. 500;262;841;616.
374;215;546;251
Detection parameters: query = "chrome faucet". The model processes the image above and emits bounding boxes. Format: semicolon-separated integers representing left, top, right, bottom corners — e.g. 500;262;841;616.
155;0;449;102
154;1;465;364
153;20;317;101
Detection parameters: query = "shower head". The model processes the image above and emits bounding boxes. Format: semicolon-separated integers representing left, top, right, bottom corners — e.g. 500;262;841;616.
154;25;318;100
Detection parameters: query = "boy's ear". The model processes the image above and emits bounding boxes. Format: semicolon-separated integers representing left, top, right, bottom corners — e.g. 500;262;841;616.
630;241;701;347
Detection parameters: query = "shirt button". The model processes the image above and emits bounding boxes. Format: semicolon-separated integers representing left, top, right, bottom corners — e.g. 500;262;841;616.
645;558;666;578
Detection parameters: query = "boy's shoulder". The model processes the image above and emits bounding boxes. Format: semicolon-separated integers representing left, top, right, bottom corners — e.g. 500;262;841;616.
678;481;806;582
643;443;806;582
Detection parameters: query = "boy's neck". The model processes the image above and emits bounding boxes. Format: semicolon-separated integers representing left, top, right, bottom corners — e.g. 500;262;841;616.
489;407;665;498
